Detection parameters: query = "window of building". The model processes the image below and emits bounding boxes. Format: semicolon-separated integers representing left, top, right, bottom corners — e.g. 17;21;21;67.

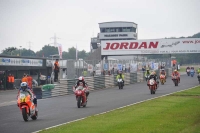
110;28;115;32
105;28;110;32
118;27;122;32
101;28;105;33
132;27;136;32
126;27;132;32
122;27;127;32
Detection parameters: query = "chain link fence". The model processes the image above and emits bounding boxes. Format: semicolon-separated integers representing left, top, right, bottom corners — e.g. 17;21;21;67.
66;58;172;80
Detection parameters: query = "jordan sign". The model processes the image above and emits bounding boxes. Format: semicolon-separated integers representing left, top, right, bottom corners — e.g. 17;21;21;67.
101;38;200;55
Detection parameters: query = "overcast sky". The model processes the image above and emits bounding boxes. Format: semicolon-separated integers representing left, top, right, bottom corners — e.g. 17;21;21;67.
0;0;199;53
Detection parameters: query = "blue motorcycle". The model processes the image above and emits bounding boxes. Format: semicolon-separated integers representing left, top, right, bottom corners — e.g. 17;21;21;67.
190;69;195;77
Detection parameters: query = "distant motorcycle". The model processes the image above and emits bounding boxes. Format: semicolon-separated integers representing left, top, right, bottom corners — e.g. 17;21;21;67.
117;78;123;89
17;91;38;121
197;73;200;84
148;78;157;94
172;75;179;86
190;69;195;77
73;85;87;108
186;69;190;76
160;74;166;85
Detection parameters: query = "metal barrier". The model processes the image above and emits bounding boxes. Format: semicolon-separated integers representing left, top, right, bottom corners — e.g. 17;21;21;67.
40;69;173;99
41;72;139;99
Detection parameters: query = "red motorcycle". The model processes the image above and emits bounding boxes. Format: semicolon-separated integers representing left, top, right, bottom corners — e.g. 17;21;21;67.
148;78;157;94
73;84;87;108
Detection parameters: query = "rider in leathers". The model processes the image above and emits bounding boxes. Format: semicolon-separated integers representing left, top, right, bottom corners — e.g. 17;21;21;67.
74;76;89;100
160;69;167;82
148;71;159;88
17;82;38;110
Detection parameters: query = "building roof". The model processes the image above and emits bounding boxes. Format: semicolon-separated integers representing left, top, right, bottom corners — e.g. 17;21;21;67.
99;21;137;25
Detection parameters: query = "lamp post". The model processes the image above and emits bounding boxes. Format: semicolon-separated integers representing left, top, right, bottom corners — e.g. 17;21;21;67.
19;46;22;56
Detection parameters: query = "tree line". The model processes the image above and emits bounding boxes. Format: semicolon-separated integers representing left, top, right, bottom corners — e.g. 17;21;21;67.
0;45;89;60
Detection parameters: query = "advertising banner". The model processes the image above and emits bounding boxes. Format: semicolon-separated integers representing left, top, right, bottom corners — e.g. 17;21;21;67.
0;57;43;66
87;64;93;72
104;63;108;70
117;64;123;71
153;63;159;70
101;38;200;55
130;64;137;72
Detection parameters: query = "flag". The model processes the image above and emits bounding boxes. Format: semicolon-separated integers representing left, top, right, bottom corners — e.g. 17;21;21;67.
76;44;78;60
57;43;62;59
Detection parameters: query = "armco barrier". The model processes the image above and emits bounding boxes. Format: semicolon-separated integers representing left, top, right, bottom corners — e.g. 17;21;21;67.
130;73;137;84
94;76;105;90
41;72;140;99
85;77;94;91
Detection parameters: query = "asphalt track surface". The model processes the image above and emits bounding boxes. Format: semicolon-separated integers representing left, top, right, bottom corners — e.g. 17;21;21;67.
0;74;199;133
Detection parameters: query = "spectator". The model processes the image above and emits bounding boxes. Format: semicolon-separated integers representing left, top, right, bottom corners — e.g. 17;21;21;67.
142;66;145;72
92;71;95;76
54;59;60;82
10;74;15;89
7;74;12;89
27;74;33;89
21;74;28;83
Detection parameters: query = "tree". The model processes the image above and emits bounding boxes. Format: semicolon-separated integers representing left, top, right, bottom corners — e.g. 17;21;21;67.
36;45;58;58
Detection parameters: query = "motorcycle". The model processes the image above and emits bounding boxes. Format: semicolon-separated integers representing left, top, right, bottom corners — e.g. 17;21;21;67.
197;73;200;84
148;78;157;94
190;69;195;77
145;75;150;82
172;75;179;86
160;74;166;85
17;91;38;121
186;69;190;76
73;85;87;108
117;78;123;89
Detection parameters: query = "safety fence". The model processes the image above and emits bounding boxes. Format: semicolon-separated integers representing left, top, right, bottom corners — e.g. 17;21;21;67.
66;58;172;80
34;68;172;99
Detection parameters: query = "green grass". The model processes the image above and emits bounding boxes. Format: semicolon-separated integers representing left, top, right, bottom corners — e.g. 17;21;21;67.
39;86;200;133
179;67;186;72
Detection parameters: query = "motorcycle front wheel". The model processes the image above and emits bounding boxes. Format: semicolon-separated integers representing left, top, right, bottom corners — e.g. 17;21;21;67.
77;96;81;108
22;108;29;122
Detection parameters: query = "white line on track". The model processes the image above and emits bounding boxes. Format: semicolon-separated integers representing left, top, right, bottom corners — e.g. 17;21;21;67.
32;85;199;133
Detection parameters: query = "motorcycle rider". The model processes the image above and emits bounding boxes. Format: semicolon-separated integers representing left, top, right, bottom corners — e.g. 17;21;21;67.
197;67;200;74
17;82;38;110
147;71;159;88
197;67;200;79
171;69;180;83
144;68;151;81
159;69;167;82
74;76;89;101
186;66;190;72
116;70;125;86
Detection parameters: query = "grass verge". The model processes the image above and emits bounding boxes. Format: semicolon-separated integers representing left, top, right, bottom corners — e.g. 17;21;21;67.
39;86;200;133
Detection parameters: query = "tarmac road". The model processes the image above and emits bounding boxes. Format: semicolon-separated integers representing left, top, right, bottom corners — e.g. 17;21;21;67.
0;74;198;133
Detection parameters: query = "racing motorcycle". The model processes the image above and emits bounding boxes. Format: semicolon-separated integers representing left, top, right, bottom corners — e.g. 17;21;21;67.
197;73;200;84
148;78;157;94
160;74;166;85
17;91;38;121
117;78;123;89
186;69;190;76
190;69;195;77
172;75;179;86
145;74;150;82
73;85;87;108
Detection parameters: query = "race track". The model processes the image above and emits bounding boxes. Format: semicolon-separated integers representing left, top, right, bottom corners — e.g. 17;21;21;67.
0;74;199;133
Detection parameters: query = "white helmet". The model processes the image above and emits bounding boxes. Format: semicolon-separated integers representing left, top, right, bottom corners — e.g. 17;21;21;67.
20;82;27;91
